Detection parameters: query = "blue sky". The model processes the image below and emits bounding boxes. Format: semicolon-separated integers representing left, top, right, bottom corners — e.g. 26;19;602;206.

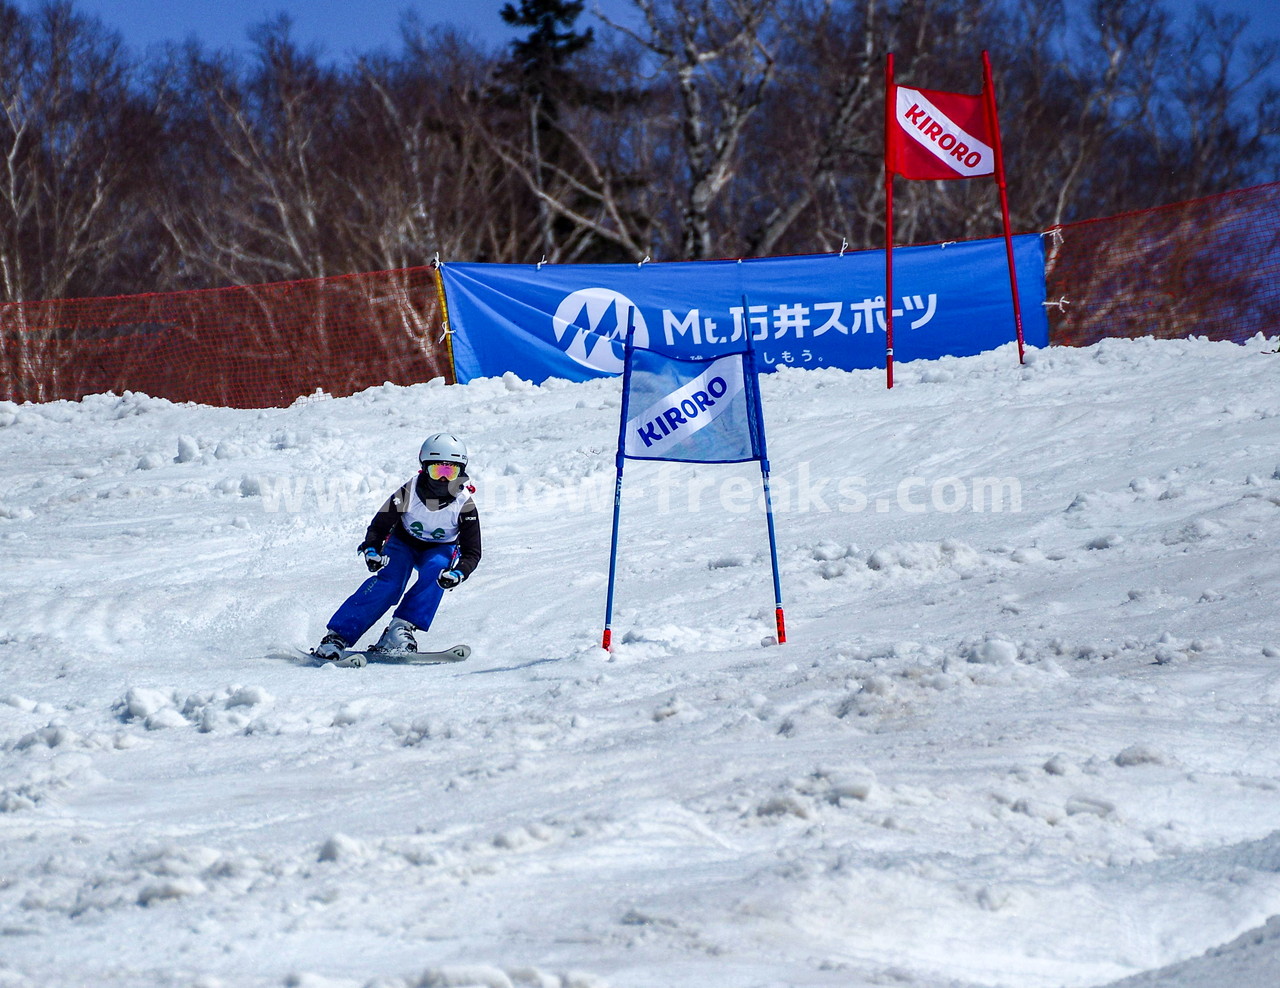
14;1;638;58
13;0;1280;65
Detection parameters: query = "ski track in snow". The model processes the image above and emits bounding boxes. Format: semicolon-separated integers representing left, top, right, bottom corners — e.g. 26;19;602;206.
2;337;1280;987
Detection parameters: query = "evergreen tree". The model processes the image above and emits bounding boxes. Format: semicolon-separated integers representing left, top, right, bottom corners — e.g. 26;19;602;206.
499;0;594;105
495;0;612;259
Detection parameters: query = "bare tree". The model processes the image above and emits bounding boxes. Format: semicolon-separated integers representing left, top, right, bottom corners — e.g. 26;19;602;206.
734;0;886;255
474;48;656;262
1159;5;1280;199
594;0;778;259
4;0;1278;301
154;19;349;287
339;26;525;269
0;1;161;302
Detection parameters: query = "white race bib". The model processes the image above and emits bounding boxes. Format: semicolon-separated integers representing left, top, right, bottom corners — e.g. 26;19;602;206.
400;486;468;543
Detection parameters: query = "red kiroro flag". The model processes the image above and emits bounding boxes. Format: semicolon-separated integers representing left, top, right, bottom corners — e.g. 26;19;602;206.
887;85;995;180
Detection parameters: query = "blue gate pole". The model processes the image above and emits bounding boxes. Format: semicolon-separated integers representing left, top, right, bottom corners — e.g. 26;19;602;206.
743;296;787;644
602;308;637;651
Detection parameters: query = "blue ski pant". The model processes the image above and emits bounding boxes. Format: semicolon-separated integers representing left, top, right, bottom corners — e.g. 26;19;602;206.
327;534;458;645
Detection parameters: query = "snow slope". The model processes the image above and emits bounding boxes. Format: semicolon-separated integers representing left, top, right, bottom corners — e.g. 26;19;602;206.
2;336;1280;988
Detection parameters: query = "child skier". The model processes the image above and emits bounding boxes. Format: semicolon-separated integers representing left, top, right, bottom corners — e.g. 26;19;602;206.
313;433;481;665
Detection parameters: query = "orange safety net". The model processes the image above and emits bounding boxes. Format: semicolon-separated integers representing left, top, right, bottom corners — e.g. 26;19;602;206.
0;266;453;408
1045;182;1280;347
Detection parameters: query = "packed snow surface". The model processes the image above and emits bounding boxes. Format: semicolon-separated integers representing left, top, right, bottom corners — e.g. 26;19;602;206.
3;337;1280;988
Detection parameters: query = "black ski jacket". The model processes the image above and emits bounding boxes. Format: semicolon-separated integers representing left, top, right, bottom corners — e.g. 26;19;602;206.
359;473;482;579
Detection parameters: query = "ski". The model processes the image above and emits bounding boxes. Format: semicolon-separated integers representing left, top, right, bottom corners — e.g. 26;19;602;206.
323;644;471;667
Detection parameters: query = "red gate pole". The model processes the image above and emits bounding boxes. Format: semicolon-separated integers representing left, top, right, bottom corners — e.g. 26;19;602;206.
884;53;896;389
982;50;1026;364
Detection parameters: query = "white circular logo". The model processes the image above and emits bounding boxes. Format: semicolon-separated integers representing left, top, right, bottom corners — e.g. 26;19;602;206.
551;288;649;374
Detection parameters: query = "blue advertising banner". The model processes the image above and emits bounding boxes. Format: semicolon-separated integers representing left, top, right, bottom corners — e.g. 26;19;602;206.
442;234;1047;384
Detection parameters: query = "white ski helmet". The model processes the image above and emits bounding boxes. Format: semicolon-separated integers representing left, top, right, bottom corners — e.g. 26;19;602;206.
419;432;468;468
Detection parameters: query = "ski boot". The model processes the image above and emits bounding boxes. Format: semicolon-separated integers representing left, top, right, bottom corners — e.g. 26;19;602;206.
371;618;418;654
313;632;348;662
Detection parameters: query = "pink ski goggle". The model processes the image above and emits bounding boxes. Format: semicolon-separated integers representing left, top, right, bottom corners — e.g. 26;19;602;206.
424;461;463;481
